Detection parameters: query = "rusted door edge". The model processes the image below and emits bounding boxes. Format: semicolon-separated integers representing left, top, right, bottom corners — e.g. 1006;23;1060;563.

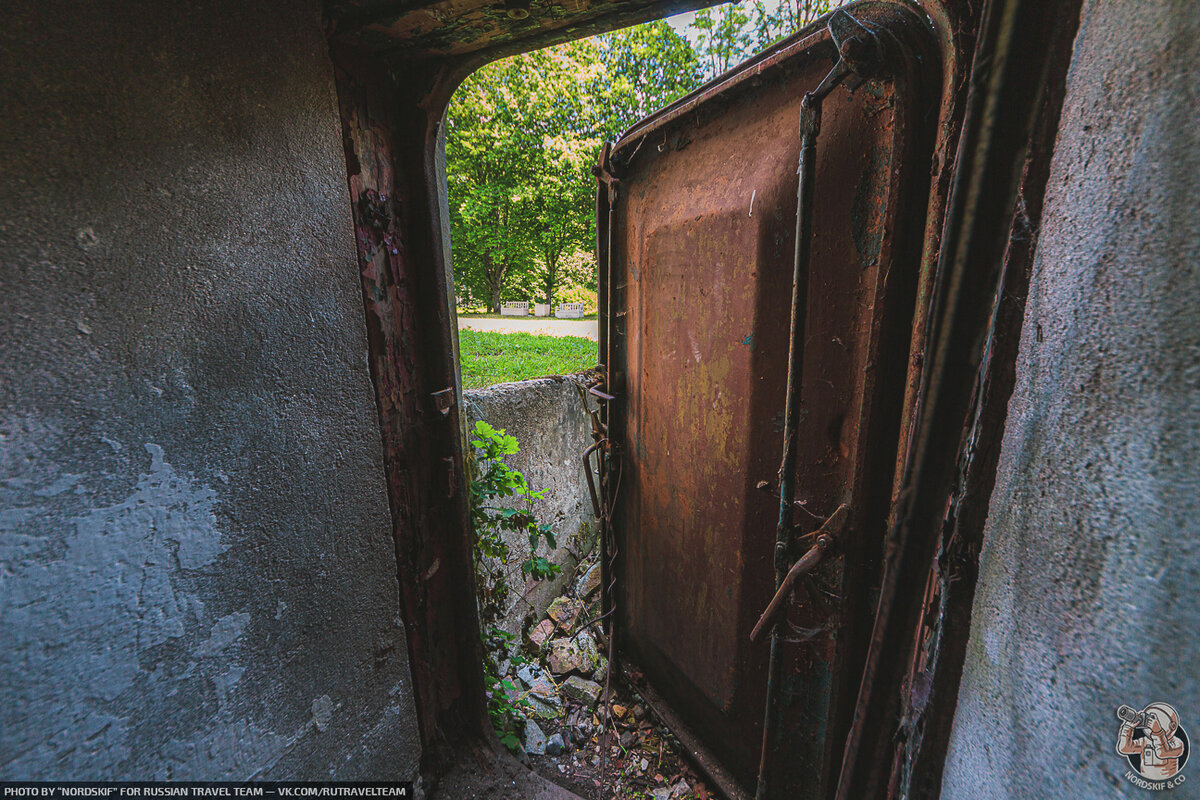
832;0;1083;798
887;1;1084;796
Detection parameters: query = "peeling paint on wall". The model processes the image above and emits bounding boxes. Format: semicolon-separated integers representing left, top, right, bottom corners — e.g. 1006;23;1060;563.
2;438;235;774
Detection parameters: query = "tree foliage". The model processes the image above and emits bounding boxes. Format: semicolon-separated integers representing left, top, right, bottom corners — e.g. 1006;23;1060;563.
693;0;838;80
593;20;702;140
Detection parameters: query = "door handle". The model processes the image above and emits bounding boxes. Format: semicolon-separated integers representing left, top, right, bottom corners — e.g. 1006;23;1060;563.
750;504;849;643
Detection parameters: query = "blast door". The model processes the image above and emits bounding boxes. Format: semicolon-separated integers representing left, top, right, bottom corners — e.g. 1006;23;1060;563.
593;4;948;797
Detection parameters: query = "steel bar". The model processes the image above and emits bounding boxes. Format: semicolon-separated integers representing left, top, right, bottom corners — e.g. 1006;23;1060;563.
755;55;849;800
582;440;605;519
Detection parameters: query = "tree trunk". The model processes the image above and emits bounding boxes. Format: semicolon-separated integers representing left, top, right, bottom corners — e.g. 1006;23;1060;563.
482;252;504;313
542;251;558;305
488;271;504;314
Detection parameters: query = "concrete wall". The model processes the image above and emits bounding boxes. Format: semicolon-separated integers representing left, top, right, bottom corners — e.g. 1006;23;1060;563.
0;0;419;781
462;375;600;635
941;1;1199;796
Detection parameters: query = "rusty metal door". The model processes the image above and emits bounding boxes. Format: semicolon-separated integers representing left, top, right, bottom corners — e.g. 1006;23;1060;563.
595;5;943;798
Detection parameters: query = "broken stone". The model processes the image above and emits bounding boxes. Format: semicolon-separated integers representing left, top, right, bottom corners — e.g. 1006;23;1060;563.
649;782;690;800
574;562;602;598
527;618;556;649
527;694;562;720
524;720;547;755
516;662;549;688
527;676;559;704
545;732;566;756
560;675;603;706
577;630;600;670
612;703;627;718
593;654;609;683
639;758;649;772
547;596;583;628
546;639;578;674
632;703;646;720
619;730;635;748
523;670;562;718
547;632;600;675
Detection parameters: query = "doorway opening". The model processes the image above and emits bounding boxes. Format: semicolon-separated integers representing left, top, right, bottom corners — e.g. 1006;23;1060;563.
444;3;849;798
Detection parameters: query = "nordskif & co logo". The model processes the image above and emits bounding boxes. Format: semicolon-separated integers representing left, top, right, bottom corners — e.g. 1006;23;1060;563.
1117;703;1190;790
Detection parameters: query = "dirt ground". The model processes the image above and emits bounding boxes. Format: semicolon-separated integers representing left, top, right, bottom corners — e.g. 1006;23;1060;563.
524;678;713;800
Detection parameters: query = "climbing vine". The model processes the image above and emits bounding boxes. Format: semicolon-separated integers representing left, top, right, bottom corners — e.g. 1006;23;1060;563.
469;420;561;752
482;627;533;753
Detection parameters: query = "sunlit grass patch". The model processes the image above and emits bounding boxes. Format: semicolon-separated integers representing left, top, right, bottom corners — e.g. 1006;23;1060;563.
458;330;598;389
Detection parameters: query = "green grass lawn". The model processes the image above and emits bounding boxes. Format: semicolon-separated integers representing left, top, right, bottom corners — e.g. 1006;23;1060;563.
458;329;599;389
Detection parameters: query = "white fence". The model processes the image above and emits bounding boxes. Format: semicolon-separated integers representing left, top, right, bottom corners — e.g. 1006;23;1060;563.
500;301;529;316
555;303;586;319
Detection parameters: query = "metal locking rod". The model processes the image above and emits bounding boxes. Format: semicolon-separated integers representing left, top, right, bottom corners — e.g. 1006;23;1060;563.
755;11;880;800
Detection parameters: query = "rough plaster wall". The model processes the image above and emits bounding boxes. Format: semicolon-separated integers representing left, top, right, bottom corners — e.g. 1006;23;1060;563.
941;1;1199;796
462;376;600;635
0;0;419;780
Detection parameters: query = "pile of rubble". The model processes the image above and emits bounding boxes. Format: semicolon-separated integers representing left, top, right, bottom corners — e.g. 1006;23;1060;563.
488;551;713;800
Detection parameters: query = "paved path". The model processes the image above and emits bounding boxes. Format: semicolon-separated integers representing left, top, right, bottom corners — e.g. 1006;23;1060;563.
457;316;598;341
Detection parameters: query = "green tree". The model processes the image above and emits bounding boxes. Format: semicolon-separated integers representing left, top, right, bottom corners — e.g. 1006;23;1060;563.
446;55;541;311
594;21;702;140
447;41;603;311
781;0;838;29
447;25;703;311
691;3;752;79
692;0;843;80
522;44;605;305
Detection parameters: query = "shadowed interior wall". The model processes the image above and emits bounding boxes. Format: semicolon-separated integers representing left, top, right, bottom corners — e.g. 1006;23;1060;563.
940;0;1199;795
0;0;420;780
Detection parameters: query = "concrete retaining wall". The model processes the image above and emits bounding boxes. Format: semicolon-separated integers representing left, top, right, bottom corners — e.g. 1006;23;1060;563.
0;0;419;781
462;374;601;636
941;1;1200;796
